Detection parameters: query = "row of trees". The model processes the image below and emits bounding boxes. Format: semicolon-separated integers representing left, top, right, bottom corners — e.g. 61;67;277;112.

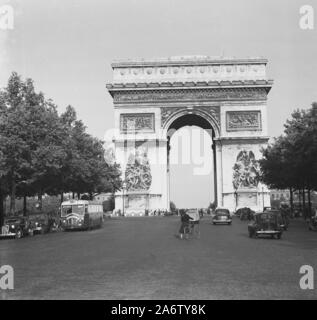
0;72;122;226
260;103;317;216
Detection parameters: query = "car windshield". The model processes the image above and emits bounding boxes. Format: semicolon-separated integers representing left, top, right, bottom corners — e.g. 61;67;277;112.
216;210;229;216
5;219;21;224
257;213;276;222
61;204;85;216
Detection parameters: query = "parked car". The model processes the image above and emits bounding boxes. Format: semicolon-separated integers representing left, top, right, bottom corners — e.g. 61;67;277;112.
264;208;289;231
212;208;232;225
0;217;34;239
248;212;283;239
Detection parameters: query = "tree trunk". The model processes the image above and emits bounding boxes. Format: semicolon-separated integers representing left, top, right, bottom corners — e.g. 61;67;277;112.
89;192;93;201
289;187;293;217
72;192;75;199
77;193;80;200
23;195;27;216
0;188;4;228
38;192;43;210
302;188;306;219
298;190;302;213
10;179;16;215
61;192;64;203
308;189;312;218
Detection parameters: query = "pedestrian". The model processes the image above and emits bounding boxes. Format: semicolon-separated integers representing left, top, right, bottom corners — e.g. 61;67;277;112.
178;211;192;239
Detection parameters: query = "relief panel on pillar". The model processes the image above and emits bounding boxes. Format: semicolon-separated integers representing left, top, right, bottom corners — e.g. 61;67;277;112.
226;111;261;132
232;150;260;190
120;113;155;133
232;150;261;207
125;142;152;192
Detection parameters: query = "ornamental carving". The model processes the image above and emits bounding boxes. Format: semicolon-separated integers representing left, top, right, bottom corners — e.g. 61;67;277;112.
226;111;261;131
120;113;154;133
232;150;260;190
113;88;267;103
125;145;152;191
160;106;220;128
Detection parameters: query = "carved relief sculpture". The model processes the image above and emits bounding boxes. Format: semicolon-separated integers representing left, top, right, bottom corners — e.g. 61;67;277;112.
232;150;260;189
120;113;155;133
226;111;261;131
160;106;220;128
125;145;152;191
113;88;268;103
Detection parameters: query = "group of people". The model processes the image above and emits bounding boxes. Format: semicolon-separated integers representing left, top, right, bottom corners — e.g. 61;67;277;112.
177;209;200;240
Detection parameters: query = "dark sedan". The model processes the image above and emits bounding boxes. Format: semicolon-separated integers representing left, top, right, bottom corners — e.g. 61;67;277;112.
263;208;289;231
248;212;283;239
1;217;34;239
212;208;232;225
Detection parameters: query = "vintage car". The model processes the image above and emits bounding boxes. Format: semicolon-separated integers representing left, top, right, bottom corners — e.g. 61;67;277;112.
212;208;232;225
248;212;283;239
263;208;289;231
0;217;34;239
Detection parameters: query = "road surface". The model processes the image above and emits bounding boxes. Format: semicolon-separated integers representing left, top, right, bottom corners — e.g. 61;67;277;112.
0;216;317;299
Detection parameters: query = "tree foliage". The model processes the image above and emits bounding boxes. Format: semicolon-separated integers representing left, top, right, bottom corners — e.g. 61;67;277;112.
0;72;122;223
260;103;317;204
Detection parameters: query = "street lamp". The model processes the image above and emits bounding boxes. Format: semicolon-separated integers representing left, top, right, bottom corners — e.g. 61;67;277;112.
262;186;265;211
122;181;127;216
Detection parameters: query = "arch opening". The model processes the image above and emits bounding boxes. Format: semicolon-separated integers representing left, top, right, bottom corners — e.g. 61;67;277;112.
166;113;218;211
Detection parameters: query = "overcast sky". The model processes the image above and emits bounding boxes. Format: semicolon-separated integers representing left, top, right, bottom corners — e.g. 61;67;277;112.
1;0;316;207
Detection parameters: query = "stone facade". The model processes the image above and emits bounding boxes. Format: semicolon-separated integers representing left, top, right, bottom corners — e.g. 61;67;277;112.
106;56;273;215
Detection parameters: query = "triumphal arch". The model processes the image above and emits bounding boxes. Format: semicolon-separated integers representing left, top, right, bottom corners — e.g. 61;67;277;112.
106;56;273;215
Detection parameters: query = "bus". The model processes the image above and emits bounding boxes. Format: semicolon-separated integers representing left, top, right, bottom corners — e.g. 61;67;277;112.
60;200;103;231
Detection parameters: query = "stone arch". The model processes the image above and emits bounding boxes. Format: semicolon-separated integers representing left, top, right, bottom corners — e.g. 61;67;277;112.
163;108;220;209
163;107;220;139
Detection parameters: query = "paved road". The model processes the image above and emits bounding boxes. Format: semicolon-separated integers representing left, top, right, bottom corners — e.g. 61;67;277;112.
0;216;317;299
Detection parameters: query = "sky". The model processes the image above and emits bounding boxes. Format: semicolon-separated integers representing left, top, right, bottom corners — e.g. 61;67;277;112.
0;0;316;207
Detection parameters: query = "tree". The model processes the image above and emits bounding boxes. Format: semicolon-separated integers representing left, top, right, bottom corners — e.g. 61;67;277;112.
57;107;122;198
0;72;122;226
170;201;177;212
0;73;67;215
260;103;317;216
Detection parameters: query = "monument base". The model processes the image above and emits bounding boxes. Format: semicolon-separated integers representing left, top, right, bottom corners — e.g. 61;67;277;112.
114;191;167;216
223;188;271;213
